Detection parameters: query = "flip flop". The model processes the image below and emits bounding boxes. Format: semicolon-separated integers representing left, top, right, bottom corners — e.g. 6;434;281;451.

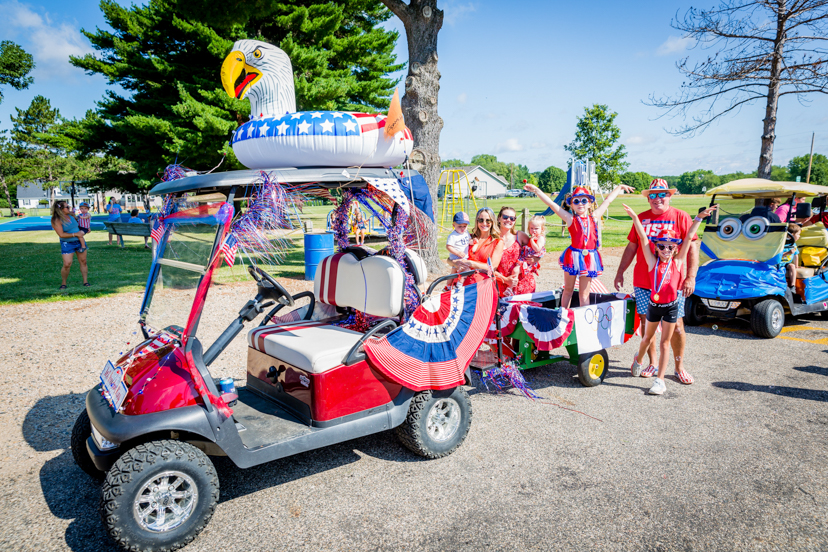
59;285;67;290
83;282;91;287
675;369;694;385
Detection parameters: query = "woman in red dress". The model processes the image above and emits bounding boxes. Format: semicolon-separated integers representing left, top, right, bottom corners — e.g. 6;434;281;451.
493;206;535;296
451;207;503;285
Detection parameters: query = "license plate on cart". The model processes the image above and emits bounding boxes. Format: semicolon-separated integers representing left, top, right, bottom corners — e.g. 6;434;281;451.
100;360;128;411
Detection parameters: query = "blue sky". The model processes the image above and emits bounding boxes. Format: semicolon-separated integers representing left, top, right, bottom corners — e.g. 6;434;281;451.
2;0;826;176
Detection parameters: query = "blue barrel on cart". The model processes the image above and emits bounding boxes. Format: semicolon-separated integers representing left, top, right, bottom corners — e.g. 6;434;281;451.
304;231;335;281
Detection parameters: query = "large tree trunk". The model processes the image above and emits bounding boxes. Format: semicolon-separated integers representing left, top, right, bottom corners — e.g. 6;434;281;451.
381;0;444;273
0;175;14;217
758;4;787;181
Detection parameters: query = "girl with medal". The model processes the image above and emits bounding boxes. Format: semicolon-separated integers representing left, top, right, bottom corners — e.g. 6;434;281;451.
623;203;719;395
524;182;634;308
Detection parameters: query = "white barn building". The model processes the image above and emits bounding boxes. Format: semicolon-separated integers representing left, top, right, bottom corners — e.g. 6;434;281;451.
438;166;509;199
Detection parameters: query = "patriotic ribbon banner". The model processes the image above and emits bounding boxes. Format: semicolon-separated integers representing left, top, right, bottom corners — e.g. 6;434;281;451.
518;306;574;351
364;279;497;391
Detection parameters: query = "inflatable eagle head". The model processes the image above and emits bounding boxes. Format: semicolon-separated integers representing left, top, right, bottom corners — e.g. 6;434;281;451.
221;40;297;119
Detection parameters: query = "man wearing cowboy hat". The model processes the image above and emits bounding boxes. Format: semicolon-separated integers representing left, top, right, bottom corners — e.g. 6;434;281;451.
614;179;699;384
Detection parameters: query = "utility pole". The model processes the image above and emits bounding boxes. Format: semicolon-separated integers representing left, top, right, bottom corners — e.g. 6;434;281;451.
806;132;815;184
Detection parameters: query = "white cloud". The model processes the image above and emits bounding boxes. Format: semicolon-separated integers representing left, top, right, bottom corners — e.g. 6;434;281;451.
656;35;693;56
457;92;467;104
496;138;524;153
443;1;476;26
1;0;93;80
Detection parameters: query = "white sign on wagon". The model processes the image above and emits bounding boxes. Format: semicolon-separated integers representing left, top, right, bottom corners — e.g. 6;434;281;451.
574;300;626;354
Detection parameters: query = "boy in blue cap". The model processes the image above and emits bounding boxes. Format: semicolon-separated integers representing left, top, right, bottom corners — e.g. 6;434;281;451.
446;211;471;273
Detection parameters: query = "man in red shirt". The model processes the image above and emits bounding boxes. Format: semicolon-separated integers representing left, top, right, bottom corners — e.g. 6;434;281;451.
614;179;699;384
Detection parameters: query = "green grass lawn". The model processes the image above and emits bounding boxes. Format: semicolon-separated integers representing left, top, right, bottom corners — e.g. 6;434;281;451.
0;194;718;305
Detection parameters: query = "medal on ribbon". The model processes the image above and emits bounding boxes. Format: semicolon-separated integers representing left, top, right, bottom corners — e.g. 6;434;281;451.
652;257;672;302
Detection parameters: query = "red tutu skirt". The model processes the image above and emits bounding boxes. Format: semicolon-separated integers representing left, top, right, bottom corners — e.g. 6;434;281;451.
559;247;603;278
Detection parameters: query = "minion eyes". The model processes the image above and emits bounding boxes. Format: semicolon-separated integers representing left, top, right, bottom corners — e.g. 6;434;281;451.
252;49;262;59
716;216;770;241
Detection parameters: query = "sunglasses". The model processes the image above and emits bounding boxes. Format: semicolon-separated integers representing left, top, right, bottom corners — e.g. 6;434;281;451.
477;218;492;224
500;215;516;221
571;198;590;206
649;192;669;200
58;204;70;209
656;243;677;251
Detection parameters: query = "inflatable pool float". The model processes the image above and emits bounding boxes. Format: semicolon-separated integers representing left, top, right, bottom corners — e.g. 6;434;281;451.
221;40;413;169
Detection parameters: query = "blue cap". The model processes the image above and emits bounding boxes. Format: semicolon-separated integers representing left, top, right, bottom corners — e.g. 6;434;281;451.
453;211;470;224
79;202;90;208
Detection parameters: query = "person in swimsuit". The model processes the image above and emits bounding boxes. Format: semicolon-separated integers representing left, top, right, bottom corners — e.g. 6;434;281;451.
51;200;90;289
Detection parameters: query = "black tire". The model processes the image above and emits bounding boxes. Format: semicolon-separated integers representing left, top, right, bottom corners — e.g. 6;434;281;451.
101;440;219;552
71;410;105;480
395;388;472;459
683;295;707;326
576;349;609;387
750;299;785;338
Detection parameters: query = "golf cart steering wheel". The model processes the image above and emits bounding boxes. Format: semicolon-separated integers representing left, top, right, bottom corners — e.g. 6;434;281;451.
248;265;295;307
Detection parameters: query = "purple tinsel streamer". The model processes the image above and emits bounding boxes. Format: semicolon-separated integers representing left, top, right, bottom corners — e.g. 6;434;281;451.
479;359;540;400
228;171;302;266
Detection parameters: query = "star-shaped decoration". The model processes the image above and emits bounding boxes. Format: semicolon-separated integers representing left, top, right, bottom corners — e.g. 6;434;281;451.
290;112;303;120
310;112;323;118
319;119;334;133
297;120;311;134
259;122;270;136
343;120;357;133
332;112;344;118
276;121;289;135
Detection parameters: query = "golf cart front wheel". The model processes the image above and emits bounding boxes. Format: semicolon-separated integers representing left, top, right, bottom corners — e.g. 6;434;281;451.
683;295;707;326
750;299;785;338
71;410;105;480
101;440;219;552
577;349;609;387
395;387;472;459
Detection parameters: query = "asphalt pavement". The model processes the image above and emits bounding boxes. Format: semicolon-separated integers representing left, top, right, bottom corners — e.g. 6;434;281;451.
1;288;826;552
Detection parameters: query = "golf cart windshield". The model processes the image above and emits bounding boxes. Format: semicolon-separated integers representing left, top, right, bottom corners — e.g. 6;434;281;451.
140;202;231;334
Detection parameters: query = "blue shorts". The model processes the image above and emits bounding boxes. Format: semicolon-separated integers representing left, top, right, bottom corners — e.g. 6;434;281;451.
60;240;83;255
634;287;685;319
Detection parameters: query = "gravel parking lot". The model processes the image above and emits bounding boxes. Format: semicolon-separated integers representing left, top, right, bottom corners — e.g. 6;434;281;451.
1;248;827;551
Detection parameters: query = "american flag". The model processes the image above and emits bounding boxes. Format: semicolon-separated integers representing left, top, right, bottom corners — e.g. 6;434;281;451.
150;219;165;244
220;234;238;267
231;111;412;143
574;277;609;295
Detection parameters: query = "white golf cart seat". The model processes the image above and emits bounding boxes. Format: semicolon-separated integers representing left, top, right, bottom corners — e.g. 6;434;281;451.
248;250;407;374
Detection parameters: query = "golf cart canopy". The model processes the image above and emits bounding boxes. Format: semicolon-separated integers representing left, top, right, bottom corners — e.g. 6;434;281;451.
148;167;409;197
705;179;828;199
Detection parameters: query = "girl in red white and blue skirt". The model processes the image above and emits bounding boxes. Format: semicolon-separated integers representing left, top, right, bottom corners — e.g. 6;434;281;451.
524;183;635;308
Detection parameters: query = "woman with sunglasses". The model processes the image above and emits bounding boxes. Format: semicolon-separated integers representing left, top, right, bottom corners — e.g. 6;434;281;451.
51;200;90;290
524;182;634;307
451;207;504;285
491;206;536;296
623;203;718;395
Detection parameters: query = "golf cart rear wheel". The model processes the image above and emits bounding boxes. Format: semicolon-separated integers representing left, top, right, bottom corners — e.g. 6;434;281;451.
101;440;219;552
577;349;609;387
71;410;105;480
683;295;707;326
750;299;785;338
395;388;472;459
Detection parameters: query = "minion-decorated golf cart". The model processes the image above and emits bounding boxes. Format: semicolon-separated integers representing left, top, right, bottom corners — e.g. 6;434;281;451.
685;179;828;338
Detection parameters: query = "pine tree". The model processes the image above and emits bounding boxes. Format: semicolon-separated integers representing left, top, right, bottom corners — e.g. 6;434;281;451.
70;0;403;193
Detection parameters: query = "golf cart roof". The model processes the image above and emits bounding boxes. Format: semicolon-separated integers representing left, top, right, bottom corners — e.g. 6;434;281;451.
149;167;410;197
705;178;828;199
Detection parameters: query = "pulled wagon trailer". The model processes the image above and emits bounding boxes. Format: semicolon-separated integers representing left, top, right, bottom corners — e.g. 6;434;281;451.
472;290;637;387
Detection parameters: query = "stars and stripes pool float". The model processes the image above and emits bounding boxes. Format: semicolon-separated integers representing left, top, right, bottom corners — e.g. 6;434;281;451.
364;279;498;391
230;111;414;169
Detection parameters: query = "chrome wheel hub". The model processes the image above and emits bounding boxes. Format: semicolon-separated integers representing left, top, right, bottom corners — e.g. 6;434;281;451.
772;308;782;330
426;398;461;443
133;471;198;533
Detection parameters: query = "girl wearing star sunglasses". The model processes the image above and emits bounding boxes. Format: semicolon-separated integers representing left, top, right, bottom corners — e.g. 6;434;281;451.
524;182;634;307
623;203;719;395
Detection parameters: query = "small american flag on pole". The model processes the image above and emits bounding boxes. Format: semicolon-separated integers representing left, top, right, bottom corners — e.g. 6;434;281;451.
220;234;238;267
150;219;165;244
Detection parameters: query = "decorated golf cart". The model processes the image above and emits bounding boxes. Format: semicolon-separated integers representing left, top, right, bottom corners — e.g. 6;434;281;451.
70;37;501;551
685;179;828;337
